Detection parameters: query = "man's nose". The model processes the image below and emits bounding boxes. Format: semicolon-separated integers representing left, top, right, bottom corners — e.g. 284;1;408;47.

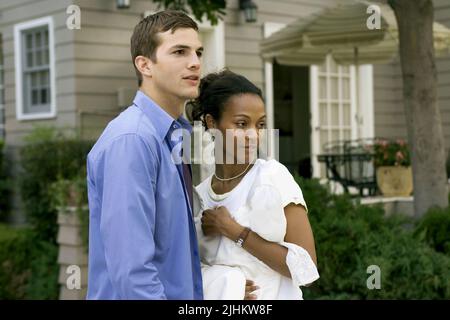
188;52;201;70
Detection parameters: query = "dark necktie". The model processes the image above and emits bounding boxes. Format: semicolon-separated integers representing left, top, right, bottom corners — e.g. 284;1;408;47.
169;127;193;213
182;161;193;212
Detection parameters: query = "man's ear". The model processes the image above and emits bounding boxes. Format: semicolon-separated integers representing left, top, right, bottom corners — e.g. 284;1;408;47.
205;114;216;130
134;55;152;79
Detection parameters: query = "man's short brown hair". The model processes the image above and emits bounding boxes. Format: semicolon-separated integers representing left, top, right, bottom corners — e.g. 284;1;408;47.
130;10;199;86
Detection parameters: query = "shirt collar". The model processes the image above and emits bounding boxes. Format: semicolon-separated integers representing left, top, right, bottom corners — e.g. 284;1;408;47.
133;90;193;141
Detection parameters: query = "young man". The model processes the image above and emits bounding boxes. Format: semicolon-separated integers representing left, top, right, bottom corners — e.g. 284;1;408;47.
86;10;204;299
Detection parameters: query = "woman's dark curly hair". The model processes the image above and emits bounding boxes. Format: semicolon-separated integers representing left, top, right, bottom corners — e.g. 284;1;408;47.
189;69;264;129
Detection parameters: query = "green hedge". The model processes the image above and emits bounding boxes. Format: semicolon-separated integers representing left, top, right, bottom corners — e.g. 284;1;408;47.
0;224;58;299
0;224;31;299
19;127;93;243
298;177;450;299
414;206;450;255
0;139;11;221
0;127;93;299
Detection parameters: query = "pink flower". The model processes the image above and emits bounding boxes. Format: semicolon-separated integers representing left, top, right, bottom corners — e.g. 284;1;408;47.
396;151;404;161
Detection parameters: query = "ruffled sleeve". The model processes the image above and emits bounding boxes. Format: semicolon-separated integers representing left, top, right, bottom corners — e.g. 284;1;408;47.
264;160;308;212
280;242;320;287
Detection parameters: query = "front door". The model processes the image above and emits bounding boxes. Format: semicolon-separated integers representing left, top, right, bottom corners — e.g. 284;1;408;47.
311;55;356;178
310;55;374;178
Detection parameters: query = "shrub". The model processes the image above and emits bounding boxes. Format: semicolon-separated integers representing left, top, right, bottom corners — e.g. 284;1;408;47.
414;206;450;255
0;224;32;299
0;224;59;299
0;139;11;221
297;177;450;299
24;234;59;300
19;127;93;243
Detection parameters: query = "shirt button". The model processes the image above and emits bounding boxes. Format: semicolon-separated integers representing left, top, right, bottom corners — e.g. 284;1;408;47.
173;124;178;129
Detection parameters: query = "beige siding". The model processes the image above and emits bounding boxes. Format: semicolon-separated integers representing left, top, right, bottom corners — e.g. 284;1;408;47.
371;0;406;141
0;0;75;146
71;0;158;140
373;58;406;140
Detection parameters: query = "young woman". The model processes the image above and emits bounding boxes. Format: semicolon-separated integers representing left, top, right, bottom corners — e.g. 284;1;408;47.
191;70;319;300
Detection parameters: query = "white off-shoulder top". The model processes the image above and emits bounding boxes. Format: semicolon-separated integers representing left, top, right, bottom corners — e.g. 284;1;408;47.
194;158;319;300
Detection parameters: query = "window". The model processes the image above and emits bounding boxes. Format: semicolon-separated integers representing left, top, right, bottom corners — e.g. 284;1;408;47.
14;17;55;120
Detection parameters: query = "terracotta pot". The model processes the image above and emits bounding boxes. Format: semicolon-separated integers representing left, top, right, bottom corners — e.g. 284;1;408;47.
376;166;413;197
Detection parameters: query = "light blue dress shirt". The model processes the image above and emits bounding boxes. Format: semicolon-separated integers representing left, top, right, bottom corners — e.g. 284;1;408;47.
86;90;203;300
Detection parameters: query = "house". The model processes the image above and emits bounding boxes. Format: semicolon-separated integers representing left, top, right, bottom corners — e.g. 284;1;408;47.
1;0;449;224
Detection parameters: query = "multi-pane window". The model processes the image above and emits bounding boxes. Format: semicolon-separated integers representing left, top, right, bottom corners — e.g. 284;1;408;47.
22;27;50;115
14;17;54;120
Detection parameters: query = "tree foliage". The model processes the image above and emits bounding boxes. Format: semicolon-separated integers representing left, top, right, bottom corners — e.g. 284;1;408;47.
153;0;227;25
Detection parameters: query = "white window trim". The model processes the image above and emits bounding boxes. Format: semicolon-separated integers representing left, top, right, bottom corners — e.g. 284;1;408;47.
197;19;225;73
358;65;374;139
14;16;56;121
310;65;320;177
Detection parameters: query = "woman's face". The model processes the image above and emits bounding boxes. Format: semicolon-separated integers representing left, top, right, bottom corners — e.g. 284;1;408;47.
207;93;266;164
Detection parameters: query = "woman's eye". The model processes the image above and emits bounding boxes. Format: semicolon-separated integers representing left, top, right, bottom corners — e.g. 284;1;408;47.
236;122;246;127
258;122;266;128
197;51;203;58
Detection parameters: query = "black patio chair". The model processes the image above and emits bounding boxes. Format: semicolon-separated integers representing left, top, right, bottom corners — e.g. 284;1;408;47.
317;138;378;197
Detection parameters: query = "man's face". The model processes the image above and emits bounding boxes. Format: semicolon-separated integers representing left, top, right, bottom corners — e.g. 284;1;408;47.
151;28;203;104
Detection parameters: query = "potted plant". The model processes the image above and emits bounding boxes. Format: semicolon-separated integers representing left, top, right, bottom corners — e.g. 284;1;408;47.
374;139;413;197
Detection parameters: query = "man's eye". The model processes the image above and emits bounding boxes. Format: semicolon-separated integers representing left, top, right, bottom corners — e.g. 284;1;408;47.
174;50;185;55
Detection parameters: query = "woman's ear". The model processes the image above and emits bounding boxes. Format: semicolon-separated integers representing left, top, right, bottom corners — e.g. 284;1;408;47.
205;114;216;130
134;55;152;79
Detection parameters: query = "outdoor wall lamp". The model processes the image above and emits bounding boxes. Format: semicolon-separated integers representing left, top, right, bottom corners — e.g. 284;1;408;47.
116;0;130;9
239;0;258;23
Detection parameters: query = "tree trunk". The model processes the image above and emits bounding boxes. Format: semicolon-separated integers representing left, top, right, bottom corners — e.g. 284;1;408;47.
389;0;448;217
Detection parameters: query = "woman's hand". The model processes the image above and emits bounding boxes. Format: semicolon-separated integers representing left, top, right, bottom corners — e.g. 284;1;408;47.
244;279;259;300
201;206;243;240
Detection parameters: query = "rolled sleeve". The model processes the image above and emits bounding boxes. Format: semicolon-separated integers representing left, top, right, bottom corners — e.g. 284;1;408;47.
96;134;166;299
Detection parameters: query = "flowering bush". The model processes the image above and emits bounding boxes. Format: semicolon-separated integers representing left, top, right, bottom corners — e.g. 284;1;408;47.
374;138;411;167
